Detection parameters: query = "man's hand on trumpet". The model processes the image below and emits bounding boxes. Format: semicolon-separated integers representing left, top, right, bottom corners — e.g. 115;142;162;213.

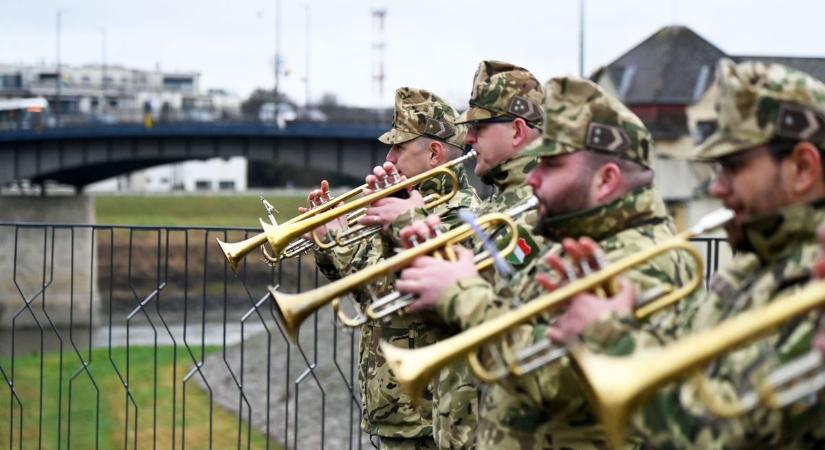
358;162;425;230
298;180;346;240
395;215;478;312
539;237;635;344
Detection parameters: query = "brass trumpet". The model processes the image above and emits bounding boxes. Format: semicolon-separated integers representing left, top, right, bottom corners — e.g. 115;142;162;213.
261;150;476;261
270;207;521;342
571;278;825;449
216;150;476;269
216;185;366;270
506;278;679;379
331;196;540;329
379;208;734;401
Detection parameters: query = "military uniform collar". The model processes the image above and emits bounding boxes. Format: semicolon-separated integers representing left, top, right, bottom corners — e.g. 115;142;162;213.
536;186;668;242
741;197;825;263
418;162;471;197
482;151;537;192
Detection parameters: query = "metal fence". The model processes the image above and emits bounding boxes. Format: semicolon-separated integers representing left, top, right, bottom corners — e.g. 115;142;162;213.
0;222;731;450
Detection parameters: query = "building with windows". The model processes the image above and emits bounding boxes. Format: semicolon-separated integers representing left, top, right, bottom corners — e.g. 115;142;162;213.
0;62;246;193
0;62;242;123
86;156;247;193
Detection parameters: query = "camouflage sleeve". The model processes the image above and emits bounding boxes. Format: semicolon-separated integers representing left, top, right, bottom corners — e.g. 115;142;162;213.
314;248;344;282
434;276;506;331
313;236;370;282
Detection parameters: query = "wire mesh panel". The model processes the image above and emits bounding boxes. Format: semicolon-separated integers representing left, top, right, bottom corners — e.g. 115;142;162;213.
0;221;729;449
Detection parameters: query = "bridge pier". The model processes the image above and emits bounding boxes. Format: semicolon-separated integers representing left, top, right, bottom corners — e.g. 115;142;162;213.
0;195;97;329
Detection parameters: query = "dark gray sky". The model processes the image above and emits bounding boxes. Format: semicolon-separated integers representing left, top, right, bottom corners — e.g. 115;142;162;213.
3;1;824;107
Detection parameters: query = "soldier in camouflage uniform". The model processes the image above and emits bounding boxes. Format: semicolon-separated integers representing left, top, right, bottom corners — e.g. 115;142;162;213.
390;61;548;450
397;76;695;449
553;59;825;448
310;87;480;450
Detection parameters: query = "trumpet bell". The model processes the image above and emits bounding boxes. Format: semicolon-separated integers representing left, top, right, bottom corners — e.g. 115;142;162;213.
217;238;242;270
216;230;270;271
268;287;305;342
571;278;825;449
570;345;648;449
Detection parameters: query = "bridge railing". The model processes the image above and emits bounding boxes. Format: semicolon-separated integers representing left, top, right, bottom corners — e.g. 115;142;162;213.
0;222;730;450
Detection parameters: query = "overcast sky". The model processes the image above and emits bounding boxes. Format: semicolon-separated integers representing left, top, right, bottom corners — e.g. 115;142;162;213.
3;1;824;108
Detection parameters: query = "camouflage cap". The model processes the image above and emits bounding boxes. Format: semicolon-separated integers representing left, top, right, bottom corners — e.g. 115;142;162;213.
693;58;825;160
522;76;653;169
455;60;544;127
378;87;466;149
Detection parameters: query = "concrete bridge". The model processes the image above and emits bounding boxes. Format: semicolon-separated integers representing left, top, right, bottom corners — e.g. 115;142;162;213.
0;122;390;189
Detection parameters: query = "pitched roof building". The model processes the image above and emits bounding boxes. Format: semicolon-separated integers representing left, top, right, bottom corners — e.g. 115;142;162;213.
595;25;825;146
592;25;825;228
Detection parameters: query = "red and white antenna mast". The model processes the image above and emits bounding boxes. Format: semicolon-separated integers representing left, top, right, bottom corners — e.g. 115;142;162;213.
371;7;387;109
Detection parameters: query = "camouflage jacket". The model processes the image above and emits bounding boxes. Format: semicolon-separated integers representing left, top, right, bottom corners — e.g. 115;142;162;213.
430;151;549;449
435;186;695;450
608;198;825;449
433;152;549;328
314;164;480;439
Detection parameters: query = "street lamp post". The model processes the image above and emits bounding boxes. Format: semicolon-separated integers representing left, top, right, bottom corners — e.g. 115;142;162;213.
579;0;585;77
100;27;107;115
273;0;282;126
304;3;311;111
56;10;62;127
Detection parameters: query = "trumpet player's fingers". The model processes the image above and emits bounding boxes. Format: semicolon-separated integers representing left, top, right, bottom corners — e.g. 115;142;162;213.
396;256;441;312
363;174;379;196
546;278;636;344
320;180;333;205
544;253;580;284
414;218;438;239
578;237;607;269
562;237;586;263
356;212;382;227
399;220;437;248
307;189;321;208
424;214;443;231
535;273;561;293
359;192;426;230
562;237;607;278
399;224;417;248
383;161;399;182
371;165;388;188
399;249;478;313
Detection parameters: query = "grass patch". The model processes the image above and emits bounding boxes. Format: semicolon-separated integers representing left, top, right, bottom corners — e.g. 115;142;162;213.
0;346;278;450
95;195;308;227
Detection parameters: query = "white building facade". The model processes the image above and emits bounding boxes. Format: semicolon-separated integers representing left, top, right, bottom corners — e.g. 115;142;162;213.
86;156;247;193
0;62;247;193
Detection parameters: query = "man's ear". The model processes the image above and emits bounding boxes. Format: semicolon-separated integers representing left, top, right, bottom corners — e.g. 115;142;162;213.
787;141;823;195
592;162;623;203
429;140;446;167
511;118;532;148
